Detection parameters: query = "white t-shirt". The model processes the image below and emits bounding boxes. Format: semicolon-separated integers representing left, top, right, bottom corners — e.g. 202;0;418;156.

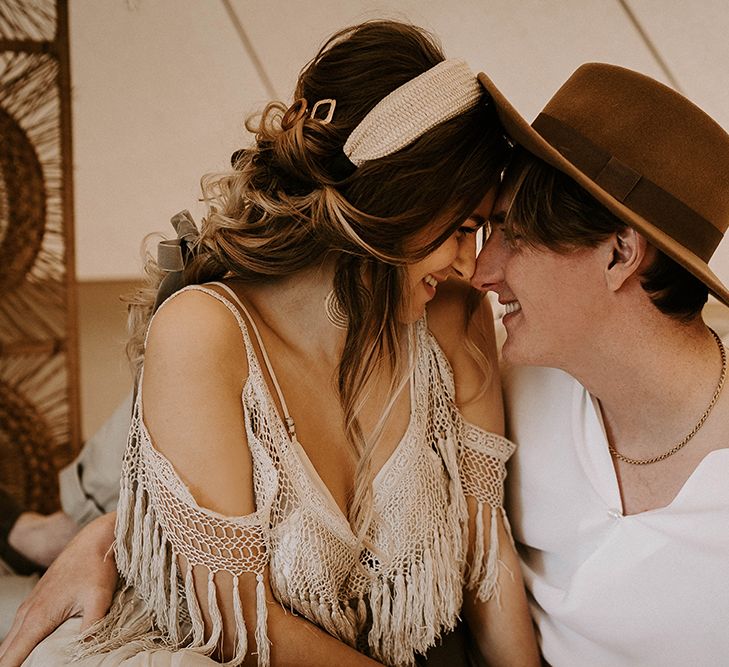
503;365;729;667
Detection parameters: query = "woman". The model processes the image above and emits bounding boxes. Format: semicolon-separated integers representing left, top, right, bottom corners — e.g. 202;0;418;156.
1;21;538;667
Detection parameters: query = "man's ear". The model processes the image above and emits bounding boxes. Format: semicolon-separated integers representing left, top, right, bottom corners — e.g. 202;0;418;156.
605;227;647;292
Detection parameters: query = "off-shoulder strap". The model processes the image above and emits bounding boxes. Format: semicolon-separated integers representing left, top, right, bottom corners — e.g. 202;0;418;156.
208;282;298;441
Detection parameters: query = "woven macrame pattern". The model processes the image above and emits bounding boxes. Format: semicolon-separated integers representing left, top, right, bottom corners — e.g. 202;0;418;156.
78;285;514;667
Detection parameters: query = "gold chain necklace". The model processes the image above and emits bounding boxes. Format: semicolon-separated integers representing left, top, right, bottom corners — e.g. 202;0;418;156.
608;328;726;466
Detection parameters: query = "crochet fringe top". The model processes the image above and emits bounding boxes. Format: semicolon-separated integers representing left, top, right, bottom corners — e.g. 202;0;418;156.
78;284;516;667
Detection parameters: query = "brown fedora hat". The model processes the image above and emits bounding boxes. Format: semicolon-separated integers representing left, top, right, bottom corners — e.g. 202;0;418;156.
477;64;729;307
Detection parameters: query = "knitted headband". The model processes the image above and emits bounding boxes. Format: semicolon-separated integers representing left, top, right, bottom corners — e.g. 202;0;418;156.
229;60;482;174
342;58;482;167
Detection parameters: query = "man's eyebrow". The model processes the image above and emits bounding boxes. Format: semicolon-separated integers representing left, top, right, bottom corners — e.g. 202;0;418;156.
489;211;506;224
467;213;488;226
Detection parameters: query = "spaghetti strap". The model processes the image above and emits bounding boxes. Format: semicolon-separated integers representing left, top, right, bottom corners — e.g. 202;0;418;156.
208;282;299;440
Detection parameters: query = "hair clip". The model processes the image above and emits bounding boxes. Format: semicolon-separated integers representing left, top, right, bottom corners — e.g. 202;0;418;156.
310;98;336;124
282;98;308;130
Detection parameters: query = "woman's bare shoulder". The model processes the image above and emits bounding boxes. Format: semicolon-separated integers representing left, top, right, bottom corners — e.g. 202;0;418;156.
426;280;502;431
144;287;250;382
141;288;255;515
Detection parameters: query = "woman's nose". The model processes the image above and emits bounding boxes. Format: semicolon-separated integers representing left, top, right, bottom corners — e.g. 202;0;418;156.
452;234;477;280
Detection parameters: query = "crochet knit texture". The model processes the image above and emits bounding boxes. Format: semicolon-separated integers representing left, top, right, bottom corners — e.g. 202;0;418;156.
343;59;482;166
77;285;515;667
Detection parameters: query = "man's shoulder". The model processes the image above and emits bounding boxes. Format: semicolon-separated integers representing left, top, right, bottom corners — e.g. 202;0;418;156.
502;364;581;442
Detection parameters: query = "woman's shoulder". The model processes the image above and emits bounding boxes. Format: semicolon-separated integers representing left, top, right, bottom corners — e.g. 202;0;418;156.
425;279;503;432
144;286;251;391
148;286;249;357
140;285;257;517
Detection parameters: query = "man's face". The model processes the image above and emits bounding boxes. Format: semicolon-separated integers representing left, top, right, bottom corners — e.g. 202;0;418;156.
471;176;607;369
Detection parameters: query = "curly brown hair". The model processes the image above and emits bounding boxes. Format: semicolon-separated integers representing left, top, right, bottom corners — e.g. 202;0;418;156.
127;20;510;544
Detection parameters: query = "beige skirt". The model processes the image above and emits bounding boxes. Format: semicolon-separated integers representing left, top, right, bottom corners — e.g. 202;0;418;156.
23;617;219;667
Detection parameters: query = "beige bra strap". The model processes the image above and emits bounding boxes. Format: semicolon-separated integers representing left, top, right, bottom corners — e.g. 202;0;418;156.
209;282;298;440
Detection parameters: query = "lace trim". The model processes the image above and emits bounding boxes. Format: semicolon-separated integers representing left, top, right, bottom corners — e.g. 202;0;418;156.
459;421;516;603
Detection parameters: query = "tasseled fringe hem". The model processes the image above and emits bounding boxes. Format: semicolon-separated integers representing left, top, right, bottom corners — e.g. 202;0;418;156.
71;587;163;660
366;513;465;667
270;510;465;667
465;504;515;607
74;479;271;666
254;574;270;666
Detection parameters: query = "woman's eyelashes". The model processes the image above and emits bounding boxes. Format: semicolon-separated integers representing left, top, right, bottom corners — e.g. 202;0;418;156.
459;215;488;238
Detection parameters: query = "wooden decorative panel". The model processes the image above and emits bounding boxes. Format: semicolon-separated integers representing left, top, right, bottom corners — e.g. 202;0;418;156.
0;0;80;513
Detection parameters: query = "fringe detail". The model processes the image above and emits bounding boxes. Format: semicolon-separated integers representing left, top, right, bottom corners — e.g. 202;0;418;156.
298;596;314;622
115;480;133;575
466;504;514;606
168;556;180;644
255;574;270;667
193;571;224;654
316;599;338;637
358;430;467;665
72;587;162;659
483;507;501;602
421;554;435;641
140;508;154;594
152;524;165;621
128;488;145;582
368;582;382;646
342;600;360;641
185;564;205;647
468;503;486;590
391;572;407;642
232;576;248;662
365;511;464;666
380;576;392;642
332;605;356;646
75;468;269;666
501;506;516;546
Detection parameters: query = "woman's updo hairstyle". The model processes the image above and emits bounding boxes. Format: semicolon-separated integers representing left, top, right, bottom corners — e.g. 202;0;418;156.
128;20;510;543
211;21;509;265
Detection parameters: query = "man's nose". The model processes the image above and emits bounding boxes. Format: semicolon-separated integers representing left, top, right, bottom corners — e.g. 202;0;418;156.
471;237;503;292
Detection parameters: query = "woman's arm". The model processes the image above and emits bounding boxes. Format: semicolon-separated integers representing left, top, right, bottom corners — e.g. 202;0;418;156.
461;501;539;666
1;290;380;667
0;515;379;667
428;283;540;666
0;512;118;667
138;290;380;666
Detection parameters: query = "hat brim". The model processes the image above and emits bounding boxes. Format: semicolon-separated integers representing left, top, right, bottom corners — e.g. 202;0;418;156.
477;71;729;308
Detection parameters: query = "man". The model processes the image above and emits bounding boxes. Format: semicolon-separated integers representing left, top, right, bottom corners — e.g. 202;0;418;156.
472;64;729;665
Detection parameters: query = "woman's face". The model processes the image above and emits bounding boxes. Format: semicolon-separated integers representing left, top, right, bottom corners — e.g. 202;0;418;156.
403;188;496;323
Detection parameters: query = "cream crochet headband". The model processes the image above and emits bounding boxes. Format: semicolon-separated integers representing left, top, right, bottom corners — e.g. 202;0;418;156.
342;58;482;167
